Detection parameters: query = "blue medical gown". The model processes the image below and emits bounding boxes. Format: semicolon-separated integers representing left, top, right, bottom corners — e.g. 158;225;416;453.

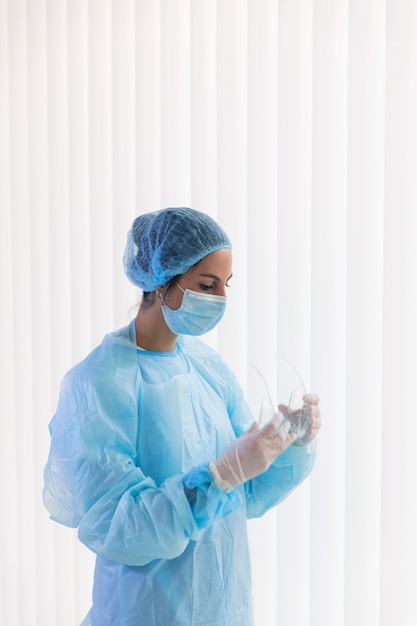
43;321;316;626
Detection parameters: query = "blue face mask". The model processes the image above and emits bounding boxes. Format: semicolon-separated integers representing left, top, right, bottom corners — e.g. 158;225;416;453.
161;284;227;336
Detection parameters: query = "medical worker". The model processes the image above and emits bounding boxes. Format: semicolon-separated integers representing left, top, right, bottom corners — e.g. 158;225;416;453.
43;207;321;626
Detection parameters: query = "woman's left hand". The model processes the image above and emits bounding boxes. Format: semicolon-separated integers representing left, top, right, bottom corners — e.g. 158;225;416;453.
278;393;321;446
300;393;321;444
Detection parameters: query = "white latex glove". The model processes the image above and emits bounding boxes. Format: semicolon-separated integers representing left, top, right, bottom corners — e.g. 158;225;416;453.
278;393;321;446
209;414;297;493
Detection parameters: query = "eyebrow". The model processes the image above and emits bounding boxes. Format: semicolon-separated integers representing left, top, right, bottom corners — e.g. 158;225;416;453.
198;273;233;282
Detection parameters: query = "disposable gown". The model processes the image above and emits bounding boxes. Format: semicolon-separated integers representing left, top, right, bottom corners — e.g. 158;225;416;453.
43;321;316;626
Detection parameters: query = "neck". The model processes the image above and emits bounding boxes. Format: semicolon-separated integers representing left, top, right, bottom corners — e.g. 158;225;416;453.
135;304;177;352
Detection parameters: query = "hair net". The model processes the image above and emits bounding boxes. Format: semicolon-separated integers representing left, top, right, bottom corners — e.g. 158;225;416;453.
123;207;232;291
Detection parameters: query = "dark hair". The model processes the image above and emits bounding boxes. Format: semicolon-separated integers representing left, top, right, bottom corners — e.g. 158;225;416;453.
141;292;156;309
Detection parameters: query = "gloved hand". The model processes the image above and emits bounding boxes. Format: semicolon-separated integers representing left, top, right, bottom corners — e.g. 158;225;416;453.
209;415;297;493
279;393;321;446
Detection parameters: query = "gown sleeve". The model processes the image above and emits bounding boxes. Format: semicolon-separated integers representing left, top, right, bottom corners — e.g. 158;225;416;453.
203;349;317;519
244;439;317;518
43;366;241;567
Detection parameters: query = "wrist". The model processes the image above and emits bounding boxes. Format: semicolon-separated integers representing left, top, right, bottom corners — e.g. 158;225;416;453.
208;461;234;493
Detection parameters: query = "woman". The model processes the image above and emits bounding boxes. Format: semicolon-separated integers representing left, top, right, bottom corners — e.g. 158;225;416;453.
43;207;321;626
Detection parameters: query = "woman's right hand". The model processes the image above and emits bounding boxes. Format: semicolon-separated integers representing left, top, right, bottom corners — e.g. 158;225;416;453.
209;415;297;493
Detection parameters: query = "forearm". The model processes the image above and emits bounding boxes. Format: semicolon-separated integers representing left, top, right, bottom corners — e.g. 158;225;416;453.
182;463;243;527
245;439;317;518
76;463;243;565
78;472;199;565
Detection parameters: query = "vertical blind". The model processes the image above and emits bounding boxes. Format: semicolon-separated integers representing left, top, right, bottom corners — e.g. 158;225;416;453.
1;1;416;625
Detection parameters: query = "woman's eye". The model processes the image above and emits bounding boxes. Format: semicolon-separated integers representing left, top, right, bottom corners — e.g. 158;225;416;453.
199;284;213;291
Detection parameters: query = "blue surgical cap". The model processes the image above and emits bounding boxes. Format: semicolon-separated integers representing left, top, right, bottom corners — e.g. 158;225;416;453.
123;207;232;291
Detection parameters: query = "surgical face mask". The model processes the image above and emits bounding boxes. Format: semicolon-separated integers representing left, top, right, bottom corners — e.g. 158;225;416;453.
161;284;227;336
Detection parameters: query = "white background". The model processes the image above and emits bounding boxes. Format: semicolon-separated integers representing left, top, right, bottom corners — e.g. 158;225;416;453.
1;1;416;625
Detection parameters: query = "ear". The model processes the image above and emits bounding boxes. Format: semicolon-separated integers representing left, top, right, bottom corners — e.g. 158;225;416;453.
158;281;173;296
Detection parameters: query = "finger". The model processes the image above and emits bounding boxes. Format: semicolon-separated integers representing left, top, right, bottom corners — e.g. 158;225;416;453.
308;407;321;426
305;404;318;419
303;392;320;405
310;405;321;420
279;419;291;436
261;413;283;437
311;416;322;434
268;419;291;443
287;431;298;445
244;422;259;436
278;429;298;450
305;412;322;440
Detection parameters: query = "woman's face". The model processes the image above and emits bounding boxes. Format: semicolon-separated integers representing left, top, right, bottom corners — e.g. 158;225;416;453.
163;248;233;310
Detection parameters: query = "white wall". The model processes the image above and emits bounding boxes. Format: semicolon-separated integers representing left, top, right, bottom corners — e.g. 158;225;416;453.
1;1;416;625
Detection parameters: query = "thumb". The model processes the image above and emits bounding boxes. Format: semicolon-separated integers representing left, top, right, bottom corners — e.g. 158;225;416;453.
244;422;258;436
